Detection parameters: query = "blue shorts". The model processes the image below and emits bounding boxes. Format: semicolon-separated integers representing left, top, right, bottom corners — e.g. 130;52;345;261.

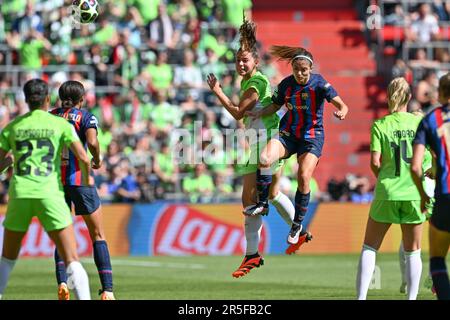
64;185;101;215
277;132;324;159
430;194;450;233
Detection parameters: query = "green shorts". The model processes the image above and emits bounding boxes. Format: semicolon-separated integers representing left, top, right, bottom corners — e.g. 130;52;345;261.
369;200;427;224
3;198;72;232
235;142;284;176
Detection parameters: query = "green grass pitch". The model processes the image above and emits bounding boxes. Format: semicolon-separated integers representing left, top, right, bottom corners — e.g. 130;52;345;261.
2;253;446;300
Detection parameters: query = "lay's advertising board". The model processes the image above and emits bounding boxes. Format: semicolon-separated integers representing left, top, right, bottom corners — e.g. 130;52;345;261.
128;202;318;256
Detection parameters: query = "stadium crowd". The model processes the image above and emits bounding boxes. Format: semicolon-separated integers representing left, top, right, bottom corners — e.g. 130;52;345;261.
1;0;447;204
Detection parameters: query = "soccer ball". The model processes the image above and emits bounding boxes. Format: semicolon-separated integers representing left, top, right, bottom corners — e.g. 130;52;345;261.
72;0;99;24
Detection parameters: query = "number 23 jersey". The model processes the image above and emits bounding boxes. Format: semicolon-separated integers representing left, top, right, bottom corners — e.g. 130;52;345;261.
0;110;80;199
371;112;423;200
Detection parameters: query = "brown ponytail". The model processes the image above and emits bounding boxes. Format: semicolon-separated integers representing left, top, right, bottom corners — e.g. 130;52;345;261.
269;45;314;66
238;13;259;59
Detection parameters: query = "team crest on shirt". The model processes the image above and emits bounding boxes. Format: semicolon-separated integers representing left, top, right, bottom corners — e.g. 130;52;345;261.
302;93;309;100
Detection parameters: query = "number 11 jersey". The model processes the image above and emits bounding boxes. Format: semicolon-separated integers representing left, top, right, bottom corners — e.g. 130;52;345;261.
371;112;423;200
0;109;80;199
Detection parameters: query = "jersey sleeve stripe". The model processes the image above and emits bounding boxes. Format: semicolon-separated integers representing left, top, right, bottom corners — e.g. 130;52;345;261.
282;86;293;133
309;88;317;138
436;108;450;194
295;90;304;139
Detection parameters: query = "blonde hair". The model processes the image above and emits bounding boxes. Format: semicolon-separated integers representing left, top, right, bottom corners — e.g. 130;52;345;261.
387;77;411;113
269;45;313;65
439;72;450;100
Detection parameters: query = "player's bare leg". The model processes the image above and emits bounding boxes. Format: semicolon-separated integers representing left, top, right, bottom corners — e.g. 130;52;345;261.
82;208;115;300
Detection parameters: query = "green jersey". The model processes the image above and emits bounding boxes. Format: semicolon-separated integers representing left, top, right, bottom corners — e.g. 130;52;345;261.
241;71;279;135
371;112;422;200
0;110;80;199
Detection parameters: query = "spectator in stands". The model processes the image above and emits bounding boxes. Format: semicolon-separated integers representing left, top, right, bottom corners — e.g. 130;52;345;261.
139;49;173;94
153;140;179;194
182;163;215;203
104;140;124;172
221;0;252;28
406;3;441;43
213;170;234;202
384;4;408;26
148;89;181;134
409;48;440;73
115;159;141;203
117;6;143;48
128;135;153;175
174;16;202;50
130;0;161;26
0;15;5;43
168;0;198;30
148;2;175;50
6;29;51;70
391;58;412;81
349;175;374;204
173;48;203;102
433;0;450;21
415;69;439;112
12;0;44;37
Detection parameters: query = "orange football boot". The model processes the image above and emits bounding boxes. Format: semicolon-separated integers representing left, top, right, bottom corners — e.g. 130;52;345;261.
232;255;264;278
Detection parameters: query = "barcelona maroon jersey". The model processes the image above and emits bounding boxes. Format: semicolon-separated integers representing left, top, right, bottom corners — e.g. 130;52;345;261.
272;73;338;139
50;107;98;186
414;104;450;196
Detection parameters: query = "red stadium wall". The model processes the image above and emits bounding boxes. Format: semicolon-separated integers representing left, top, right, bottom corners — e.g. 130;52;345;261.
253;1;385;190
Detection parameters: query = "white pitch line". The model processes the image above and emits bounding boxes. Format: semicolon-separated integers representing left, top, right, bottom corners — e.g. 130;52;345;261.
81;258;206;270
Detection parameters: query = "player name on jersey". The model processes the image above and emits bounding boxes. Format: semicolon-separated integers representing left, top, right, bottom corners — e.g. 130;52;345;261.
53;111;82;122
16;129;55;139
393;129;416;139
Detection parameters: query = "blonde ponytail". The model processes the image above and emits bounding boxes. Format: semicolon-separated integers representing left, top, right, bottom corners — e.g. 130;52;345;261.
387;77;411;113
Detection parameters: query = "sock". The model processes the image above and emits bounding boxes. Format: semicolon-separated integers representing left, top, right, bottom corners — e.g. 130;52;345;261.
54;249;68;285
430;257;450;300
356;244;377;300
294;190;310;225
398;242;406;286
93;240;113;292
246;253;260;259
256;168;272;204
244;215;263;256
0;257;16;297
270;192;295;225
66;261;91;300
405;249;422;300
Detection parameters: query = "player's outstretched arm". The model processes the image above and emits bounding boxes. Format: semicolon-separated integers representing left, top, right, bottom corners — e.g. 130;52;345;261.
206;73;258;120
86;128;102;169
330;96;349;120
245;103;282;119
411;143;430;212
69;141;91;185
